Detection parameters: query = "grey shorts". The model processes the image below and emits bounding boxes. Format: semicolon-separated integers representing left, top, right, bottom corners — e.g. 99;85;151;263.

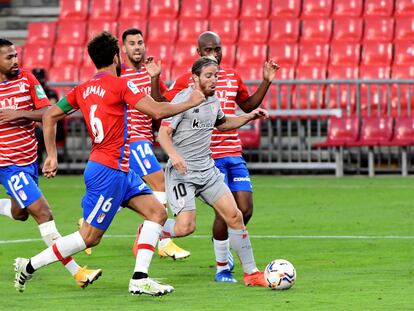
165;164;231;215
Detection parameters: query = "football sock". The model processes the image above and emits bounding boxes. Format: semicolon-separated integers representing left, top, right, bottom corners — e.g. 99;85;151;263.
213;238;230;272
38;221;80;275
153;191;171;248
160;218;176;238
228;228;258;274
31;231;86;270
134;220;161;274
0;199;13;219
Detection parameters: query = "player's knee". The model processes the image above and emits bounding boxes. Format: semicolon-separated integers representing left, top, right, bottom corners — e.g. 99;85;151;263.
226;209;244;228
12;210;29;221
147;206;167;225
176;222;196;237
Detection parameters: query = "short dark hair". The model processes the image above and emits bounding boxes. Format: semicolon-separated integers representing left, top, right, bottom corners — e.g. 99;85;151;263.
87;31;119;69
122;28;143;43
191;56;218;76
0;38;13;48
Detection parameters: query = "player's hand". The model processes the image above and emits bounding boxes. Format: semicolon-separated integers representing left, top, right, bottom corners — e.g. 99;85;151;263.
42;156;58;178
170;153;187;175
144;56;162;78
0;109;22;123
190;83;205;106
249;108;269;120
263;59;280;82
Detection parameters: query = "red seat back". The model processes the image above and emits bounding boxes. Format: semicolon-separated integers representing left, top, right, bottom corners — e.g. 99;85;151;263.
361;42;393;66
268;43;298;67
332;18;363;42
391;66;414;116
298;43;330;67
332;0;363;17
393;117;414;142
26;22;57;46
301;18;333;43
22;45;53;70
271;0;301;17
395;0;414;16
180;0;210;18
87;20;118;42
394;42;414;66
238;19;270;44
53;45;83;67
240;0;270;18
394;17;414;42
210;0;240;18
302;0;333;18
238;120;261;148
173;43;198;66
56;21;87;46
364;17;395;42
149;0;179;18
59;0;89;21
326;117;360;143
209;19;239;44
177;19;208;43
236;43;267;66
326;66;358;111
330;42;361;66
89;0;119;21
364;0;394;16
293;66;327;109
359;117;394;144
220;45;236;68
269;18;300;43
147;20;178;43
119;0;149;19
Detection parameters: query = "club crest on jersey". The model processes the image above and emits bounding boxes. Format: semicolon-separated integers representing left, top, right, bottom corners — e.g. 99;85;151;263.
97;213;106;224
226;79;232;87
127;81;139;94
0;97;17;109
18;190;27;201
19;82;26;93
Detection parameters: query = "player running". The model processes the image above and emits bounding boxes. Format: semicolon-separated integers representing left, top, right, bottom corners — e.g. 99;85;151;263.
13;32;204;296
164;31;279;282
120;28;190;260
158;56;269;287
0;38;102;291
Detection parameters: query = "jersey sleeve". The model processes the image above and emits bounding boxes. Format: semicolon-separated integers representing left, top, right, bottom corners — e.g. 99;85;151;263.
163;73;191;101
26;72;50;109
123;80;147;108
161;90;189;128
217;102;225;121
57;87;79;113
233;71;250;104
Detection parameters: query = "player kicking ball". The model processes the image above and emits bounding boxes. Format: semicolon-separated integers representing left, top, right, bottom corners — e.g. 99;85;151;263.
157;56;268;287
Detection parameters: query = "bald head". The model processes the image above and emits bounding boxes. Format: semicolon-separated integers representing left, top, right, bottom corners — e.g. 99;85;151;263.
197;31;222;65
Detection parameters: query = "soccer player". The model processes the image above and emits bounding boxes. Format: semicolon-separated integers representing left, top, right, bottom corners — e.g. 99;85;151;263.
13;32;205;296
0;38;102;291
120;28;190;260
164;31;279;282
159;56;269;286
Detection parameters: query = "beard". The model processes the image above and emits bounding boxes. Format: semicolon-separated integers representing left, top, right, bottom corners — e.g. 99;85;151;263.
7;68;19;79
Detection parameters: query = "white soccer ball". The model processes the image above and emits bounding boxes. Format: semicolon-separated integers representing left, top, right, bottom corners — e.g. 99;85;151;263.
264;259;296;290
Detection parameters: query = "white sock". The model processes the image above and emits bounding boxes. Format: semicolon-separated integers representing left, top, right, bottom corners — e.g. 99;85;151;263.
134;220;162;274
31;231;86;271
160;218;176;239
213;239;230;272
228;228;258;274
38;221;80;275
153;192;172;248
0;199;13;219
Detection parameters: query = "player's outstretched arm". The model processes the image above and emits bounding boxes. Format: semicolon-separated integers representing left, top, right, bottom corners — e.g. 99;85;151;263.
134;89;205;120
237;60;280;113
0;106;48;123
216;108;269;132
158;126;187;175
144;56;168;102
42;105;66;178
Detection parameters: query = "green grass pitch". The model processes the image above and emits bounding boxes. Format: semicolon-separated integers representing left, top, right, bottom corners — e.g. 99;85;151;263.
1;176;413;310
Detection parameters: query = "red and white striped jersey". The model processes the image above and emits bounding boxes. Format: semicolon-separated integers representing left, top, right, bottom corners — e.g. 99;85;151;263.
120;64;167;143
0;69;50;167
165;67;250;159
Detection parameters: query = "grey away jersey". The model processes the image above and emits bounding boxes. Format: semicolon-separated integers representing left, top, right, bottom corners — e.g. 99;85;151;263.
166;86;225;171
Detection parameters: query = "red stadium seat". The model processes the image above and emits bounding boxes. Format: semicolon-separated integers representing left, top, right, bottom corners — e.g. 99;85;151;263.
329;42;361;66
53;45;83;67
349;117;393;146
268;43;298;67
326;66;358;111
234;65;262;81
298;43;330;67
170;65;190;81
15;45;23;61
59;0;89;21
391;66;414;116
177;19;208;43
236;43;267;66
118;19;147;41
238;19;270;44
26;22;57;46
269;18;300;43
173;43;198;66
361;42;393;66
146;43;175;69
209;19;239;44
271;0;301;17
364;17;395;42
79;66;97;83
240;0;271;18
89;0;120;21
82;47;94;68
313;117;360;147
332;0;363;17
48;65;80;97
332;18;363;42
210;0;240;18
301;18;333;43
293;65;327;109
394;17;414;42
268;67;295;109
364;0;394;16
56;21;87;46
220;45;236;68
22;45;52;70
147;20;178;43
149;0;179;18
301;0;333;18
238;120;261;148
87;20;118;42
395;0;414;16
119;0;148;20
180;0;210;19
394;42;414;66
389;117;414;145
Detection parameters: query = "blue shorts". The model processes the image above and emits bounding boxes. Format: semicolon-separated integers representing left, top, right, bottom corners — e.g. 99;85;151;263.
82;161;152;230
214;156;252;192
129;140;162;177
0;163;42;208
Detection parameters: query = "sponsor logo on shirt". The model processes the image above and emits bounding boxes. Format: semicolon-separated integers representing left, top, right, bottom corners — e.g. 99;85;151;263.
233;176;251;182
127;80;139;94
0;97;16;109
35;85;47;99
192;118;214;129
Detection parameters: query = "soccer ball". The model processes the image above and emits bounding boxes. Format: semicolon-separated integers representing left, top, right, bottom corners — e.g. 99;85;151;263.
264;259;296;290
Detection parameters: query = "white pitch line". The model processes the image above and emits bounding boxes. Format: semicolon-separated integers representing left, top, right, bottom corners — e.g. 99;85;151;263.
1;235;414;245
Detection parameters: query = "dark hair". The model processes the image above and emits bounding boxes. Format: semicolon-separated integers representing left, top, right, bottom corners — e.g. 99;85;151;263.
122;28;143;43
87;31;119;69
191;56;218;76
0;38;13;48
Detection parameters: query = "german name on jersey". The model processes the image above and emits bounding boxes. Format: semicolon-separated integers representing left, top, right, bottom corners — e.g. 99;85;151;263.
57;72;146;172
0;69;50;167
120;64;167;143
165;67;249;159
